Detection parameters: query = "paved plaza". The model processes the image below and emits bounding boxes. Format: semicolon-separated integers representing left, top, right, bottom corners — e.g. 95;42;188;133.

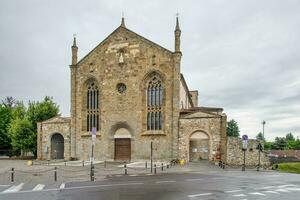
0;160;300;200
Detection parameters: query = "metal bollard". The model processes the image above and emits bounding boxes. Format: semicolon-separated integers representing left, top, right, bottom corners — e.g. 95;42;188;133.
167;164;169;169
161;163;164;171
54;167;57;182
11;168;14;183
154;164;157;174
64;160;67;167
145;161;147;169
104;160;106;168
90;163;94;181
124;162;127;175
82;160;85;167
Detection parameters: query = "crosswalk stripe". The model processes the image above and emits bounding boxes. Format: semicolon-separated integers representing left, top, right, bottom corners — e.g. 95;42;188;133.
225;189;243;193
2;183;24;193
275;188;290;192
60;183;65;189
188;193;212;197
248;192;266;196
233;194;246;197
32;184;45;191
277;184;296;188
265;191;279;194
287;188;300;191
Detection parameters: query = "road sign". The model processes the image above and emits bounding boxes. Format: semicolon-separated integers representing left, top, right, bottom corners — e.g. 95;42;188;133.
91;127;96;145
242;134;248;150
242;134;248;141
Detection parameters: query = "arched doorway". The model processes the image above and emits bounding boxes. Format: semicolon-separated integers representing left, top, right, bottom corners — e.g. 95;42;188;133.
51;133;64;159
114;128;131;161
189;131;209;162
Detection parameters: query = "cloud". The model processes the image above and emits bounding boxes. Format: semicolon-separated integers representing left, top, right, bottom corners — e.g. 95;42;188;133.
0;0;299;141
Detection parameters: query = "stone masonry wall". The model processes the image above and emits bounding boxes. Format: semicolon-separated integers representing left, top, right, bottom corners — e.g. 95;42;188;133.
37;117;71;160
226;137;270;166
178;111;225;162
72;26;180;161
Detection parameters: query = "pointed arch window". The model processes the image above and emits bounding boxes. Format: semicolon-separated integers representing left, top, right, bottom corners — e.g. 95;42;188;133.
86;82;100;132
147;76;163;130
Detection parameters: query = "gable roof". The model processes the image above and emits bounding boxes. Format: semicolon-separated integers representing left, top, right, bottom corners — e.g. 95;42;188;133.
77;25;174;65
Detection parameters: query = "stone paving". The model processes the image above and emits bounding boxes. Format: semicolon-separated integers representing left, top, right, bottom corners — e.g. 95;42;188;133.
0;159;268;187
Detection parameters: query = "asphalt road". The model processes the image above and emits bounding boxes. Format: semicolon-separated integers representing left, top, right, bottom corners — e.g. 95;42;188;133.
1;170;300;200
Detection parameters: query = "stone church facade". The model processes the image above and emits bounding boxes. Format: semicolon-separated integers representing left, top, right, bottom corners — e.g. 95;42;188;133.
37;18;227;162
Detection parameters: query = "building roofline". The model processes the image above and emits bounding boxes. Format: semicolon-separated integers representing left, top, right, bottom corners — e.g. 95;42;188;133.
180;74;194;107
77;25;174;65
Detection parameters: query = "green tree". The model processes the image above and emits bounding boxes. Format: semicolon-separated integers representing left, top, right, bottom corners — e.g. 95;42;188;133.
273;137;287;150
256;132;265;141
264;141;274;150
226;119;240;137
8;118;35;155
26;96;59;155
286;133;295;141
288;140;300;150
0;104;12;149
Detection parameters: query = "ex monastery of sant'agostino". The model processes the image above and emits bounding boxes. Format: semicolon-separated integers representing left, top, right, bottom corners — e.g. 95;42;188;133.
37;17;227;163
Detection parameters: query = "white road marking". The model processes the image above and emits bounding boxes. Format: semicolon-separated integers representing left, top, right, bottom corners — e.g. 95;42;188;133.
156;180;176;184
233;194;246;197
258;186;274;190
60;183;65;189
0;182;144;195
287;188;300;191
2;183;24;193
225;189;243;193
275;188;290;192
265;191;279;194
32;184;45;191
186;178;204;181
248;192;266;196
188;193;212;198
277;184;296;188
129;174;138;177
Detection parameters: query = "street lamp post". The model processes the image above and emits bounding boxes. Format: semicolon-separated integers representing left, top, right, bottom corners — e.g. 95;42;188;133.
262;120;266;140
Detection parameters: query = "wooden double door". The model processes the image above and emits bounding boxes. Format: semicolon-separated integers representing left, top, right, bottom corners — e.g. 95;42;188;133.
114;138;131;161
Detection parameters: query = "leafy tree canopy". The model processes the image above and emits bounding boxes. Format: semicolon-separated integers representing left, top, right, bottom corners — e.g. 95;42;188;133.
8;118;35;154
0;105;12;149
286;133;295;141
227;119;240;137
256;132;265;141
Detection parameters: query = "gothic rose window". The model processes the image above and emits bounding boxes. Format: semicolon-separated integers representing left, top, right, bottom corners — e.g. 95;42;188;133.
147;76;163;130
86;82;100;131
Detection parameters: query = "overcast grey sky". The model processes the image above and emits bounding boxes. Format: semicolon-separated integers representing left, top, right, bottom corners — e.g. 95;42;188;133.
0;0;299;140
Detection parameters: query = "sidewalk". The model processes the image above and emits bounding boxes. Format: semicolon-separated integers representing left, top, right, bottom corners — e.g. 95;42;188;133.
0;159;272;186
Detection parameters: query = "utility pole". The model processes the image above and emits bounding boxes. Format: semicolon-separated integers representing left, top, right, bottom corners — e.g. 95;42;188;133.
262;120;266;140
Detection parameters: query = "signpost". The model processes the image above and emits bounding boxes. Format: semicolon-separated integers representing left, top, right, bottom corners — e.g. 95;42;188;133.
242;134;248;171
91;127;96;162
257;143;263;171
90;127;96;181
150;141;153;173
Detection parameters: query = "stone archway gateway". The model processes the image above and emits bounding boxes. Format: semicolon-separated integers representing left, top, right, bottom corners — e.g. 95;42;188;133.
114;128;131;161
51;133;64;159
189;131;209;162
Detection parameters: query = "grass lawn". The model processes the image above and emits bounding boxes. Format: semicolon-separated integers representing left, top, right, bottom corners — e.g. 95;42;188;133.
275;162;300;174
